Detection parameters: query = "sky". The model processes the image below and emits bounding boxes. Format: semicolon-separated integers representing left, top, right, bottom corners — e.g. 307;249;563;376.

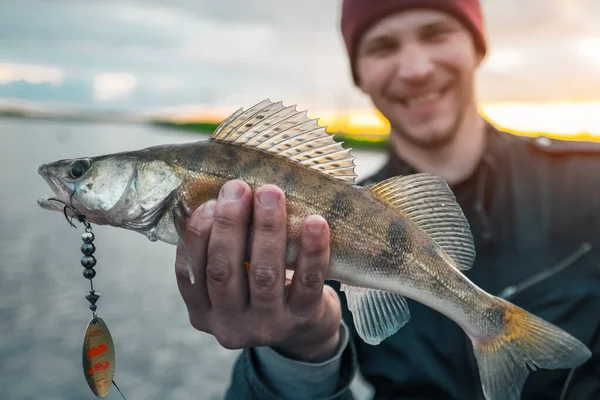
1;0;600;118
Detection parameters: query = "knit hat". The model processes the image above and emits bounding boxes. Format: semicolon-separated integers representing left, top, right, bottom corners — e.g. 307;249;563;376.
341;0;487;84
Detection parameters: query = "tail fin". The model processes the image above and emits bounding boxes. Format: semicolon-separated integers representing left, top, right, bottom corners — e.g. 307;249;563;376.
471;300;591;400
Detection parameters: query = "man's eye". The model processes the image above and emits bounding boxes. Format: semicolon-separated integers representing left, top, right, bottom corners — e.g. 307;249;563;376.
365;42;395;56
423;28;453;43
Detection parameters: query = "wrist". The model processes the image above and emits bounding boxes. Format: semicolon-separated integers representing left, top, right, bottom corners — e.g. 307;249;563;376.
274;327;341;363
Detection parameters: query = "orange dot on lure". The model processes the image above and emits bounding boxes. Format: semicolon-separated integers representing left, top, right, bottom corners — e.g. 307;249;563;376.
87;344;109;358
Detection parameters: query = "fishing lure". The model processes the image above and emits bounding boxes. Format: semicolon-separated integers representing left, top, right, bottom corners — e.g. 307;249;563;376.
47;197;126;399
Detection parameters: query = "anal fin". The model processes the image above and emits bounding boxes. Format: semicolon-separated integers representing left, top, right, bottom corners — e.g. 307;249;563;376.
340;284;410;345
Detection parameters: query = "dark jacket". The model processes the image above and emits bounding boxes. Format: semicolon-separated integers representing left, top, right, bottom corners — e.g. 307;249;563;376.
227;123;600;399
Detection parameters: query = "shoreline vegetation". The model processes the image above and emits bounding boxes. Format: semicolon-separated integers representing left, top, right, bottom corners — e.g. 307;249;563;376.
151;119;600;150
3;108;600;150
151;120;391;150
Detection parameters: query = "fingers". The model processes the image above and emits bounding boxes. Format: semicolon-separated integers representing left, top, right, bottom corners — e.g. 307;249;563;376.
174;180;341;354
287;215;331;315
248;185;288;312
205;180;252;315
174;201;215;318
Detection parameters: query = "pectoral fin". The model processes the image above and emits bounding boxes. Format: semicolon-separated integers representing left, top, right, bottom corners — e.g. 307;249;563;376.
340;284;410;345
172;196;196;285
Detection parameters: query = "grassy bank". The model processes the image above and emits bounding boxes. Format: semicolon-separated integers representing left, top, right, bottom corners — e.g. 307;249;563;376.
152;119;600;152
152;121;390;151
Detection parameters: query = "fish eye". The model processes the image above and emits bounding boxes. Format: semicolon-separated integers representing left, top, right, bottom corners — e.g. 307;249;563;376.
69;159;91;179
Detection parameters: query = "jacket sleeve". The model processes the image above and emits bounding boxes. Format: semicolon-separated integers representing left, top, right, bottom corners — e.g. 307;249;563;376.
224;320;358;400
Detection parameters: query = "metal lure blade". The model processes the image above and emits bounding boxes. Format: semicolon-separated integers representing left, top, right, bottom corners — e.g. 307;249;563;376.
82;317;115;398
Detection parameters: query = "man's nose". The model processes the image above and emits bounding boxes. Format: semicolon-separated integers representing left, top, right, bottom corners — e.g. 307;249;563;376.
394;45;434;82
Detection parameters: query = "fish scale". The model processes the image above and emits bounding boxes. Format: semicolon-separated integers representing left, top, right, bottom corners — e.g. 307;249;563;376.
37;99;591;400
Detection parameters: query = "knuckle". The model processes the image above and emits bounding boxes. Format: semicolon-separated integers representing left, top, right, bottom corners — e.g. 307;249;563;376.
175;244;187;261
174;259;191;281
213;213;240;231
299;271;323;291
214;329;248;350
206;254;231;285
189;315;209;333
256;216;282;237
216;335;242;350
210;319;242;349
302;240;328;258
251;266;279;291
185;220;209;239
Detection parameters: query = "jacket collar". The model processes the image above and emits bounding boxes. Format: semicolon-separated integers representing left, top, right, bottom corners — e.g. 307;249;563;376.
362;119;511;186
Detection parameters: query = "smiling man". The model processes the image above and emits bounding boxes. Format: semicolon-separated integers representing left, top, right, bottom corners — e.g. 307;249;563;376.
174;0;600;399
346;0;488;187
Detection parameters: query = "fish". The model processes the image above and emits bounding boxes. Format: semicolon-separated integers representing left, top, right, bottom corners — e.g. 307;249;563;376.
37;99;591;400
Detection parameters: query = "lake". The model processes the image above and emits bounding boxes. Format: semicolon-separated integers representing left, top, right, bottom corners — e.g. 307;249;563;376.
0;118;385;400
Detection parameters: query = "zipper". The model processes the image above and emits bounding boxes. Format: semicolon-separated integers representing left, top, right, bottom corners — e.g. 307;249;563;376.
497;242;593;300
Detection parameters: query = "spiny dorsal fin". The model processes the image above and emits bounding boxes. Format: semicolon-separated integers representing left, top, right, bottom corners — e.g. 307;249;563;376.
367;173;475;271
210;99;357;183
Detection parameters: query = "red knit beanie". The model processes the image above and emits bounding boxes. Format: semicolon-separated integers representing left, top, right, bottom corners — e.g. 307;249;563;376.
341;0;487;84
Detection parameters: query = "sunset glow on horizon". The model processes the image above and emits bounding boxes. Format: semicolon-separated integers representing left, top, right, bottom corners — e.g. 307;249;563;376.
178;101;600;142
479;102;600;140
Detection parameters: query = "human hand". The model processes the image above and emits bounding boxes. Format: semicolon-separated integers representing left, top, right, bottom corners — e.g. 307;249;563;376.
174;180;342;362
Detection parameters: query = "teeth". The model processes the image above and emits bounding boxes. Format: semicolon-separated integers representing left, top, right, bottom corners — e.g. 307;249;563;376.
405;92;441;107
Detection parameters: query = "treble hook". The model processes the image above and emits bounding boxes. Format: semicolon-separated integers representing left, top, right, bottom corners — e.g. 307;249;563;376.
47;197;91;230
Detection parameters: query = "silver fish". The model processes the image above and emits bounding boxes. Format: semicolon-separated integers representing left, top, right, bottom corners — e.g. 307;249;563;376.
38;99;592;400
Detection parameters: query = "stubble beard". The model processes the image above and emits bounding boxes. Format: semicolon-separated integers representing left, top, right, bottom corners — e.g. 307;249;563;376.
390;104;467;151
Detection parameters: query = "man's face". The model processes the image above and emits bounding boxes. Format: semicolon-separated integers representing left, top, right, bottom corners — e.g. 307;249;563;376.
355;9;482;149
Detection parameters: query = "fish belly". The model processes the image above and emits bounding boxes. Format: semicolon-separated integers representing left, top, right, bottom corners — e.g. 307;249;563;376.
328;243;505;340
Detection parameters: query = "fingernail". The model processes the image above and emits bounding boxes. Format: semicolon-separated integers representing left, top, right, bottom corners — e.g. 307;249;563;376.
306;222;325;233
306;219;325;234
257;189;280;209
221;182;243;201
202;200;216;216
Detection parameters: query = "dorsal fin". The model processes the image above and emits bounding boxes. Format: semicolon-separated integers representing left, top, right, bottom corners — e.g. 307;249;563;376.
210;99;357;183
367;173;475;271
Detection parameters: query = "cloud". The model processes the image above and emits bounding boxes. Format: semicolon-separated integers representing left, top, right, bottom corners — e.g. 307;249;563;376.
93;73;137;102
1;0;600;111
578;37;600;64
0;80;90;105
0;63;65;85
480;49;523;74
118;0;340;30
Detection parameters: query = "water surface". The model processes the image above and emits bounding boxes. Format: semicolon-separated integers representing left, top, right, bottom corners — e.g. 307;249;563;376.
0;118;385;400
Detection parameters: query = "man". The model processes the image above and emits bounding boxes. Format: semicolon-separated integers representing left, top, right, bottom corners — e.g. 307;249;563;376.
173;0;600;398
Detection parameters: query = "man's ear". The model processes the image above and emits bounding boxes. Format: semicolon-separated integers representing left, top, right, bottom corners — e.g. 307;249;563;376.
357;80;367;94
474;48;485;68
353;65;367;94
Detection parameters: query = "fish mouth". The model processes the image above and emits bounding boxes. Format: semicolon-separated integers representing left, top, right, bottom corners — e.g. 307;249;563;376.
37;195;62;211
38;164;58;191
37;163;67;211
